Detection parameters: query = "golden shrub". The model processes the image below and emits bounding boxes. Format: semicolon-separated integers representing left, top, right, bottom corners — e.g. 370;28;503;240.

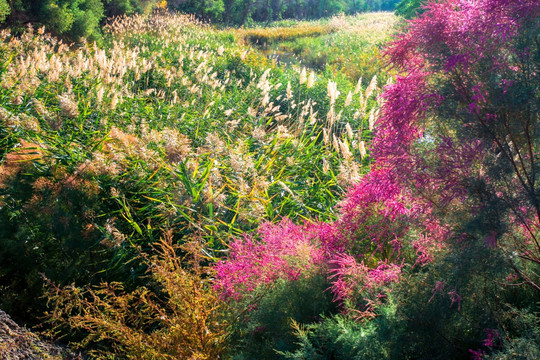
44;231;230;360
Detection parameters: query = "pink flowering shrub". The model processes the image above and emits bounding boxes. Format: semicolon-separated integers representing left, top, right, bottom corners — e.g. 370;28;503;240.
322;167;448;315
214;219;325;300
215;167;447;315
330;255;402;318
215;0;540;335
376;0;540;291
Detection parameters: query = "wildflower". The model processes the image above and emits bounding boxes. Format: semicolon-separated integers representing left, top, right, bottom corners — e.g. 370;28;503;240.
468;349;485;360
448;288;462;311
482;328;499;348
428;281;445;302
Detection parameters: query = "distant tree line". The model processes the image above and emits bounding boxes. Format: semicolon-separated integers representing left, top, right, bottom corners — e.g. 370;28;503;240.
0;0;412;42
168;0;402;25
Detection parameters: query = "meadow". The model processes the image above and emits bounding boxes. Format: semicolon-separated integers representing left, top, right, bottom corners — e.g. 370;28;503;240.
1;1;539;359
0;10;390;358
239;12;398;82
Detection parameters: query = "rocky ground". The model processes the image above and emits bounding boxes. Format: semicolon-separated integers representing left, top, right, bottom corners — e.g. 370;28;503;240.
0;310;80;360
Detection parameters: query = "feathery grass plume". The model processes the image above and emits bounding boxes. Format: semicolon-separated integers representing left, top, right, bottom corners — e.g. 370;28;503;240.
327;80;340;106
358;140;367;159
354;77;363;94
299;68;307;85
58;94;79;119
346;122;354;139
307;71;315;88
286;81;292;101
365;75;377;99
368;108;376;131
0;140;43;183
344;91;353;107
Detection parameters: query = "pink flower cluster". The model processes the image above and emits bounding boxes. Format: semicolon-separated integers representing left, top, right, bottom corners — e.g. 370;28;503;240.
330;255;402;303
214;219;325;300
214;167;446;308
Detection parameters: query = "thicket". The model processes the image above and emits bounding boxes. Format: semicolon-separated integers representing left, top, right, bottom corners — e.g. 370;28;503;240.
1;0;403;41
2;0;161;41
169;0;402;25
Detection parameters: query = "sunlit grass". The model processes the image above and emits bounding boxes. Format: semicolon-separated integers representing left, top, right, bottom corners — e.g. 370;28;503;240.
0;12;384;262
237;12;398;83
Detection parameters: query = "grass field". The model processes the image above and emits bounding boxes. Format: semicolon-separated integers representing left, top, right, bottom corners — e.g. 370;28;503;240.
239;12;398;82
0;11;393;328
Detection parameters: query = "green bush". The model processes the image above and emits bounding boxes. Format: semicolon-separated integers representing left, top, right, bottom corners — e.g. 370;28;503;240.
227;274;337;359
0;0;10;23
0;165;114;322
395;0;426;19
8;0;159;42
281;304;398;360
11;0;104;41
487;308;540;359
104;0;159;16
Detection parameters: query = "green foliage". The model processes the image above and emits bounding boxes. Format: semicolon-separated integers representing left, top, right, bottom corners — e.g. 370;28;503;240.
395;0;425;19
104;0;158;16
389;236;540;359
281;303;397;360
487;308;540;360
0;12;380;330
277;239;540;359
168;0;225;22
9;0;105;41
0;163;114;322
7;0;160;42
227;274;337;359
0;0;10;23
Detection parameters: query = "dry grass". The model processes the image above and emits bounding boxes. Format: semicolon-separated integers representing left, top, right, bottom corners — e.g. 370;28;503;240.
239;24;334;46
